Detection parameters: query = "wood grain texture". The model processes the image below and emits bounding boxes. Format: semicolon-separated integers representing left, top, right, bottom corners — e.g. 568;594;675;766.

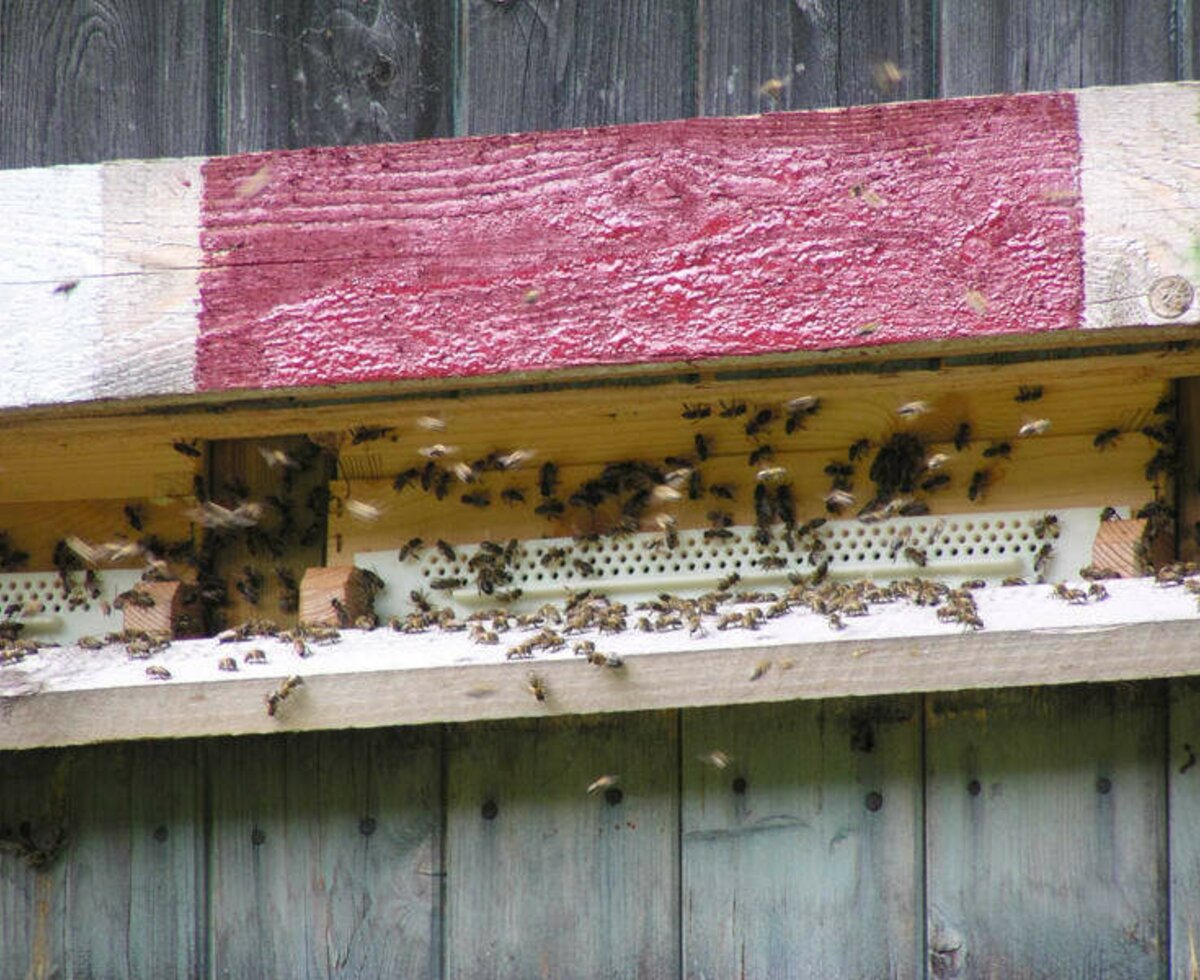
445;712;679;977
925;684;1167;978
0;1;213;169
1169;678;1200;980
837;0;934;107
208;728;442;979
698;0;837;115
458;0;695;136
681;697;921;978
225;0;453;152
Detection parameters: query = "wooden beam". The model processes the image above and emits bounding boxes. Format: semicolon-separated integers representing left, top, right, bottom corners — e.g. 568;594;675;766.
3;578;1200;751
1;83;1198;414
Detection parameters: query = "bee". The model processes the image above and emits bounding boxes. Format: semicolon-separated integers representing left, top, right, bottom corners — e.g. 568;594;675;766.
756;466;789;484
451;462;477;483
539;462;559;497
540;547;569;568
330;597;352;627
266;675;304;716
1141;420;1177;444
416;415;447;432
123;504;144;531
1018;418;1051;437
587;774;619;795
1032;514;1060;539
749;659;772;681
709;483;735;500
345;499;382;522
745;408;775;437
920;473;950;492
1093;428;1120;450
967;469;990;502
719;400;747;418
418;443;458;459
953;422;972;452
430;577;467;591
172;440;202;458
681;403;712;421
896;400;931;419
785;395;819;414
824;489;854;513
349;425;395;444
1001;576;1026;586
218;657;238;672
748;445;775;466
461;491;491;508
572;559;596;577
924;452;950;470
757;555;787;569
469;623;499;645
982;442;1011;459
824;461;853;480
707;510;734;529
698;749;732;769
774;484;796;526
398;538;424;561
586;649;623;669
236;566;264;605
848;438;872;462
960;579;987;590
409;590;433;613
1033;543;1054;576
694;434;712;461
704;527;734;541
145;665;172;681
54;278;80;295
1015;385;1044;403
435;539;457;562
717;572;741;591
500;486;526;505
1052;582;1088;604
1087;583;1110;601
526;673;548;702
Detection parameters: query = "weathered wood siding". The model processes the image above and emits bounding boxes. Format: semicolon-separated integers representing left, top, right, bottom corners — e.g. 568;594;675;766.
2;2;1200;977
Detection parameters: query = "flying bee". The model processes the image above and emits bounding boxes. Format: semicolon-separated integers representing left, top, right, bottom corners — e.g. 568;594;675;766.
496;449;536;470
896;400;931;419
1015;385;1044;403
416;415;447;432
266;675;304;716
681;402;712;421
924;452;950;470
699;749;733;769
145;665;172;681
785;395;819;414
920;473;950;492
982;442;1011;459
745;408;775;437
418;443;458;459
749;659;772;681
1093;428;1120;450
719;400;747;418
756;466;789;484
587;774;619;795
461;491;490;508
748;445;775;466
345;499;382;522
694;434;712;461
968;469;990;502
1018;418;1051;437
651;484;683;504
848;438;872;462
824;489;855;513
172;439;202;458
398;538;424;561
538;462;559;497
526;673;547;702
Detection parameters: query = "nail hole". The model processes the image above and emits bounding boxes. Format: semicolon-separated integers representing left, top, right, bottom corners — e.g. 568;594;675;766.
153;825;168;843
358;816;377;836
1096;776;1112;795
251;827;266;846
864;791;883;812
732;776;748;795
481;799;499;820
604;787;624;806
967;779;981;797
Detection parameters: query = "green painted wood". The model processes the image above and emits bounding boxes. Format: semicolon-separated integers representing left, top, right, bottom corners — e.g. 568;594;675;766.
457;0;696;136
697;0;837;115
0;0;213;168
925;684;1168;979
208;728;442;979
445;711;679;978
224;0;453;153
680;697;922;980
1169;678;1200;979
0;747;71;980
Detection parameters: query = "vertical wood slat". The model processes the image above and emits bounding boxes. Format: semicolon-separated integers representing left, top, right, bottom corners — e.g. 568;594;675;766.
445;712;679;978
208;728;443;979
836;0;936;106
1170;679;1200;980
925;684;1168;979
456;0;696;136
223;0;454;153
680;698;923;979
0;1;213;168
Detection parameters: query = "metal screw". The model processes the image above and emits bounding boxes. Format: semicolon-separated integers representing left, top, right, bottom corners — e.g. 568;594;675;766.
1148;275;1194;319
481;799;499;820
864;791;883;812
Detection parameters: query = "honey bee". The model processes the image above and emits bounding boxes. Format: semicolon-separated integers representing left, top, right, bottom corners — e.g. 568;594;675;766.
1087;583;1110;601
349;426;395;445
848;438;872;462
172;439;202;458
145;665;171;680
435;539;457;562
719;400;747;418
587;774;619;795
1018;419;1051;437
968;469;990;502
398;538;424;561
709;483;735;500
344;499;382;522
953;422;972;452
896;400;931;419
535;498;565;517
681;403;712;421
430;576;467;591
748;445;775;466
698;750;732;769
1052;583;1088;604
1001;576;1026;587
1093;428;1120;450
416;415;447;432
717;572;741;591
266;675;304;716
745;408;776;437
572;558;596;577
920;474;950;492
824;489;855;512
538;462;559;497
218;656;238;672
418;443;458;459
461;491;490;508
526;673;548;702
982;442;1011;459
704;527;735;541
500;487;526;505
1015;385;1044;403
694;434;712;461
451;462;477;484
749;659;772;681
1032;514;1060;539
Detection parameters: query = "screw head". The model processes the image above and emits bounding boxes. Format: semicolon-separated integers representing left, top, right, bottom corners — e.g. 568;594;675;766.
864;791;883;812
1148;275;1194;319
481;799;499;821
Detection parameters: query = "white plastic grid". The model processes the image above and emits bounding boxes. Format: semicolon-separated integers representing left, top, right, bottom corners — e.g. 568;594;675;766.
0;570;143;642
358;507;1119;618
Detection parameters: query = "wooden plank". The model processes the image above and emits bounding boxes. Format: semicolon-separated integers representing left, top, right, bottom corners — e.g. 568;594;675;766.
457;0;695;136
445;712;678;977
681;697;921;978
6;586;1200;750
925;684;1167;978
208;728;442;978
697;0;837;115
1080;0;1176;86
225;0;453;152
837;0;934;107
0;2;212;168
0;747;71;979
1170;678;1200;979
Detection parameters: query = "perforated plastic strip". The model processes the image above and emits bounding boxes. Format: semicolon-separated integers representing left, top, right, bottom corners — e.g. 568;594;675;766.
0;570;143;642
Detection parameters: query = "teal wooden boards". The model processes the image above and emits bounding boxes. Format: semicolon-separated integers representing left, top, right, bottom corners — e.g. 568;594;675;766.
925;684;1168;978
445;712;680;978
207;728;442;978
681;697;922;979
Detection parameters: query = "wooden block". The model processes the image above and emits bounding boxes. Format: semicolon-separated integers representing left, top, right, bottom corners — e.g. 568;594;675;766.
1091;518;1173;578
300;567;378;627
120;581;203;638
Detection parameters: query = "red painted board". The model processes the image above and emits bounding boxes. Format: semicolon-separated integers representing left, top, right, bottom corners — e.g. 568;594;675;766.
198;93;1082;391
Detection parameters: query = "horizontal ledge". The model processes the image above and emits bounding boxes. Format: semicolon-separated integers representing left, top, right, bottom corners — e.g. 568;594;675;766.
2;578;1199;749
